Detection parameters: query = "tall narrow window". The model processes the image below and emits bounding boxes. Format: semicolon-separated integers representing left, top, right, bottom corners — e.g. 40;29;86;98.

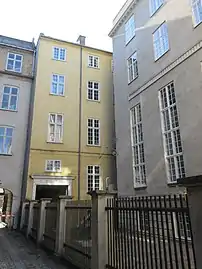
51;74;65;95
87;119;100;146
127;52;138;83
87;81;100;101
48;113;63;143
6;53;23;72
87;165;101;191
159;82;185;183
149;0;164;16
125;15;136;44
130;104;146;187
0;126;13;155
53;47;66;61
153;22;169;60
0;86;19;111
192;0;202;26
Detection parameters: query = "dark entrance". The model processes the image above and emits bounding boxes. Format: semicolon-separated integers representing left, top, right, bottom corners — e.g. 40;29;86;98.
35;185;68;201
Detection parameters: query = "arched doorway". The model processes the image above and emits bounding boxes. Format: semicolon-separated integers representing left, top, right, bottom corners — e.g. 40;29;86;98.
0;187;13;227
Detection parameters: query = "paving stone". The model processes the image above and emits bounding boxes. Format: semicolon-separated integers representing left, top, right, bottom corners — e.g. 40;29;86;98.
0;228;70;269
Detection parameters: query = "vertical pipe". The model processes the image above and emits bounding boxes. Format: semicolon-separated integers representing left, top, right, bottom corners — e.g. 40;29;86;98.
77;46;83;201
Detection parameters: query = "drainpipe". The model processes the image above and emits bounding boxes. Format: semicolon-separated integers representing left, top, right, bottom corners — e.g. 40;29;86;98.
77;46;83;201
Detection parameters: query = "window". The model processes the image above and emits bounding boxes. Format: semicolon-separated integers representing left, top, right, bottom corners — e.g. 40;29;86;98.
6;53;23;72
87;165;101;192
0;126;13;155
87;119;100;146
153;23;169;60
125;15;135;44
149;0;164;16
192;0;202;26
130;104;146;187
159;82;185;183
0;86;18;111
53;47;66;61
87;81;100;101
127;52;138;83
88;55;99;68
51;74;65;96
45;160;61;172
48;113;63;143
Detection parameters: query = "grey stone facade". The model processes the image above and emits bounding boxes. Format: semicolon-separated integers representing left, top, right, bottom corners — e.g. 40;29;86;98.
0;35;35;227
110;0;202;196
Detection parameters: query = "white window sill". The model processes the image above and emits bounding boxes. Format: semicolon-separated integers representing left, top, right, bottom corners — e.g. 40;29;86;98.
150;3;164;17
49;93;65;97
125;34;136;46
0;153;12;156
47;141;63;144
5;68;22;74
88;66;100;70
128;75;138;85
52;58;66;62
154;48;170;62
193;20;202;28
167;181;177;186
87;98;100;103
134;184;147;189
87;144;101;147
45;170;62;173
0;108;18;112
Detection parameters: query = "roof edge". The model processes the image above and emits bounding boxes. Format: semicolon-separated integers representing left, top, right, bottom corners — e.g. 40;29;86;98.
109;0;137;38
39;34;112;54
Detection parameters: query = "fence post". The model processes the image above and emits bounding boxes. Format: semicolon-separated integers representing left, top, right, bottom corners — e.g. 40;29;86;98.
20;201;28;230
26;200;37;238
178;175;202;268
55;195;72;255
89;190;117;269
37;198;51;246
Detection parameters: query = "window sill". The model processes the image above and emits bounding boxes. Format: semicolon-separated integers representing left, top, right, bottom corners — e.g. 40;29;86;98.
45;170;62;173
167;181;177;187
128;75;138;85
49;93;65;97
47;141;63;144
125;34;136;46
87;99;100;103
193;20;202;29
150;3;164;17
86;144;101;147
52;58;66;62
154;48;170;62
0;108;18;112
5;69;22;74
87;66;100;70
134;185;147;190
0;153;12;157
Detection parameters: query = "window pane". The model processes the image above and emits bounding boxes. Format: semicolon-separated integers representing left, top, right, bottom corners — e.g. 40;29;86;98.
58;84;64;95
16;55;22;61
15;61;21;72
10;96;17;110
88;89;93;99
51;83;57;94
4;87;10;94
2;94;9;109
11;87;18;95
7;59;14;70
4;137;12;154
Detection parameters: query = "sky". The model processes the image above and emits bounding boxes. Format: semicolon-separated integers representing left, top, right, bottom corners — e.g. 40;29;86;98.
0;0;125;51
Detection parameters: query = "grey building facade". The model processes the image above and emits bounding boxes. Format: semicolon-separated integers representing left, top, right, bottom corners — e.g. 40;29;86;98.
0;35;35;226
109;0;202;196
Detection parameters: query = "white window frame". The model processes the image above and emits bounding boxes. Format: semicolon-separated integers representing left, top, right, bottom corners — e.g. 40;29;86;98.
125;15;136;45
159;82;185;183
127;52;138;83
88;55;99;69
0;86;19;111
52;47;66;61
149;0;164;16
6;53;23;73
153;22;169;60
0;126;13;155
45;160;62;172
87;81;100;101
130;104;147;188
87;118;100;146
192;0;202;26
51;74;65;96
87;165;101;192
47;113;64;143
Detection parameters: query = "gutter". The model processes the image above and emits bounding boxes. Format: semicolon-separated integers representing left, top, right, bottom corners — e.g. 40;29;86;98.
77;46;83;201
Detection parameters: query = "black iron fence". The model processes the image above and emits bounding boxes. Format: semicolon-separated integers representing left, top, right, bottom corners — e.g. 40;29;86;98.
106;194;196;269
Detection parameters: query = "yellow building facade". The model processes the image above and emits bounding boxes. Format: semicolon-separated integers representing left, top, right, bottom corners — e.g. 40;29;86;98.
26;34;115;200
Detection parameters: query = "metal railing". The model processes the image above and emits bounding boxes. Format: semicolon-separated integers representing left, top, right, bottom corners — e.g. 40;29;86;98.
106;194;196;269
64;200;92;269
